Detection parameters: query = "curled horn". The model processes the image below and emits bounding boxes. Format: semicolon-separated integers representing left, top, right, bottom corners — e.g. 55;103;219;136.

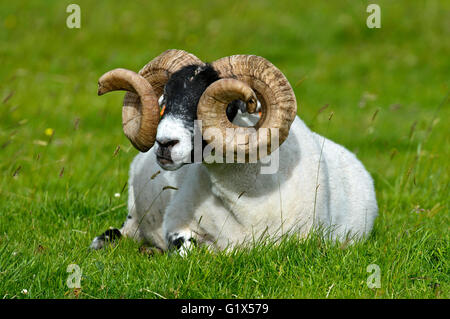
197;55;297;159
98;49;203;152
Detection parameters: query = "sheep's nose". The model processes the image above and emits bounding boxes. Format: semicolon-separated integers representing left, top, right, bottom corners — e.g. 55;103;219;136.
156;139;179;149
156;139;179;162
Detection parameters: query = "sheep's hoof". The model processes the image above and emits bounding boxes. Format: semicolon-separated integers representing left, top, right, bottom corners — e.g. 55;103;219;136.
167;231;197;256
139;245;164;257
90;228;122;250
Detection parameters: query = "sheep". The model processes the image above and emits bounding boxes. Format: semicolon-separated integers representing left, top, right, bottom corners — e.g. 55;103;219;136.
91;49;378;253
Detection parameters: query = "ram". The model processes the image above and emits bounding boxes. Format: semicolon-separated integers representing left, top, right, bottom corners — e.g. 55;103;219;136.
91;49;378;254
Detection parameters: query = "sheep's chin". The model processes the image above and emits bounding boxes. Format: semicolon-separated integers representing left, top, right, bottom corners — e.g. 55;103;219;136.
156;159;185;171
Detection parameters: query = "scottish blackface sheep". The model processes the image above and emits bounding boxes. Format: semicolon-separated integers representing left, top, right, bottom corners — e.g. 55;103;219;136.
91;49;378;254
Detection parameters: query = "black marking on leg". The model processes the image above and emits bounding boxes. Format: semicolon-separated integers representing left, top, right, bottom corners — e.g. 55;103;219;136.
172;237;185;249
90;228;122;250
188;237;197;247
99;228;122;242
167;232;185;250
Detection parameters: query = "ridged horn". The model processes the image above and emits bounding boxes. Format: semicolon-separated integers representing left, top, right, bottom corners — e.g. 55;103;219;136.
197;55;297;160
98;49;203;152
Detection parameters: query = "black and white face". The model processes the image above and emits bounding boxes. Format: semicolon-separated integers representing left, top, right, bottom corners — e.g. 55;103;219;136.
155;64;217;170
155;64;245;170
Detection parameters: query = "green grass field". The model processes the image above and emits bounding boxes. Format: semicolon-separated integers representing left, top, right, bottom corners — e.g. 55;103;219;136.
0;0;448;299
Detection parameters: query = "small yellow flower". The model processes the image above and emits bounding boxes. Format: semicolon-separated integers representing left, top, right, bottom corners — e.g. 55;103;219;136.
45;128;54;136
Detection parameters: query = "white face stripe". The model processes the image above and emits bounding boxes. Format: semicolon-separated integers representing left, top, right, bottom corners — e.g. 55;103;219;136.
156;115;193;170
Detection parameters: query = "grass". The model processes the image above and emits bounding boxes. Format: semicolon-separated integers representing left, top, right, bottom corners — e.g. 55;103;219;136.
0;0;448;298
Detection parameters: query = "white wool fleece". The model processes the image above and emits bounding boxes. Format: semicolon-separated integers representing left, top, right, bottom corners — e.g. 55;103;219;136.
117;114;378;252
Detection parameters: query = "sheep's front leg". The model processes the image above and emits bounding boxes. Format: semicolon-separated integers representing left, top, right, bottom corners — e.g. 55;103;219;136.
162;167;212;256
162;166;246;255
90;215;142;250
